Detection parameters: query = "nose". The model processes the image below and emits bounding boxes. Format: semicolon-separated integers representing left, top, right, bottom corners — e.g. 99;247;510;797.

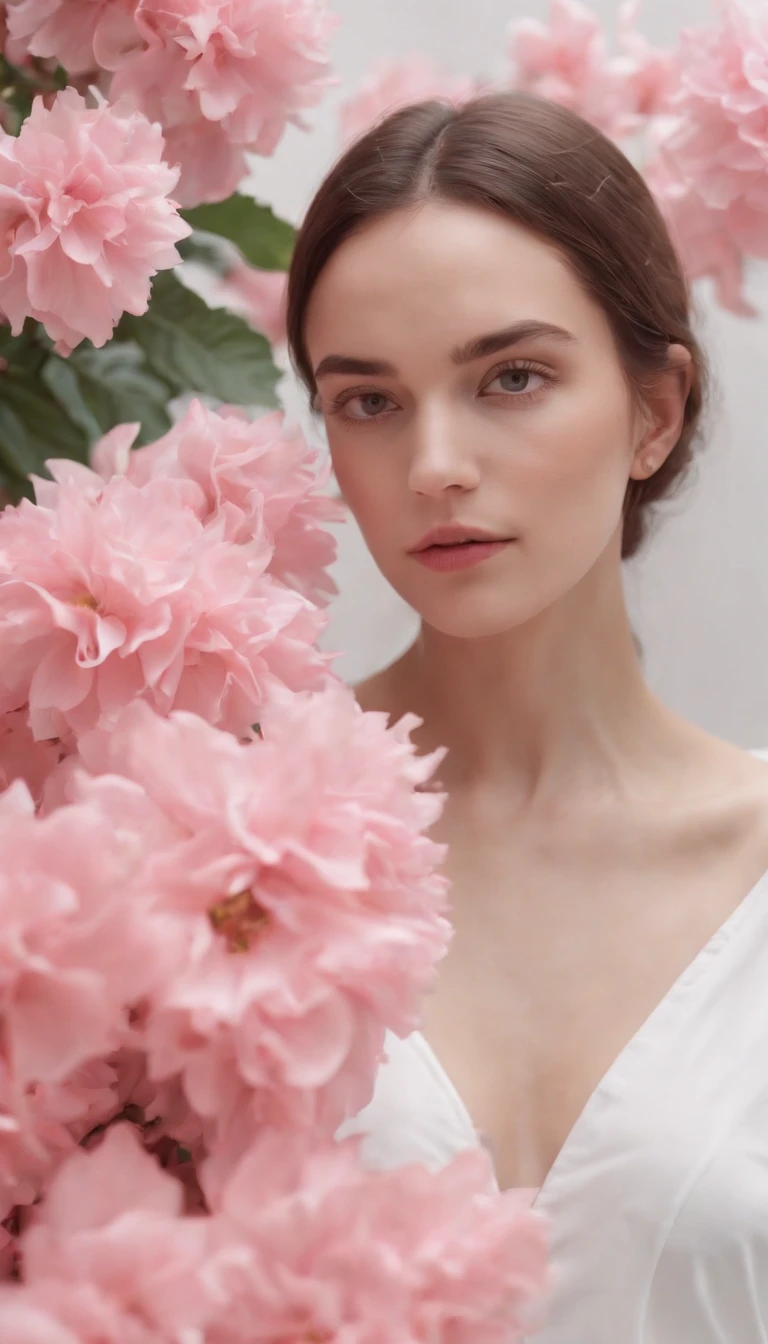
407;403;480;498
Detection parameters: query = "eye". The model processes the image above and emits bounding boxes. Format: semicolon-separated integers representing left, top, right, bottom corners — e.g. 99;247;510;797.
481;361;553;400
325;390;397;425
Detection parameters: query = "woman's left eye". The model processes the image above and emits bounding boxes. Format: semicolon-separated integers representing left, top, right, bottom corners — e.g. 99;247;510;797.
482;364;549;398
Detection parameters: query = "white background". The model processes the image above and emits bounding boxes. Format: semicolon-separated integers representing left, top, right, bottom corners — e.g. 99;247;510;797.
247;0;768;747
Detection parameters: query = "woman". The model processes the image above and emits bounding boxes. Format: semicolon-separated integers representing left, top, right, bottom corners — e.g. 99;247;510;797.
286;92;768;1341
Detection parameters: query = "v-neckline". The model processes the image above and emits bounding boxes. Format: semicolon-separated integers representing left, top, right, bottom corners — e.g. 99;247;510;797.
414;862;768;1212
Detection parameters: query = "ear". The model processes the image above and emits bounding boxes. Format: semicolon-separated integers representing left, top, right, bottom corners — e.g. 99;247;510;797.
629;344;694;482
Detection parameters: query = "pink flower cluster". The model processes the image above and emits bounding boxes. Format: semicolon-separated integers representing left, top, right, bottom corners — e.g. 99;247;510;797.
0;682;451;1182
647;0;768;314
507;0;677;141
68;691;452;1136
6;0;339;205
0;634;549;1331
0;87;190;353
0;1125;548;1343
0;400;336;767
0;3;567;1324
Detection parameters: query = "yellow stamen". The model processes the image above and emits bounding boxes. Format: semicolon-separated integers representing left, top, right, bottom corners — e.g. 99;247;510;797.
207;890;269;953
70;593;98;610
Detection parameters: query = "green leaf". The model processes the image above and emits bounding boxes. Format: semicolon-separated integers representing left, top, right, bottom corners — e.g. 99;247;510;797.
0;319;52;375
115;270;280;408
0;55;50;133
47;344;173;446
180;196;295;272
42;357;104;441
176;233;231;274
0;366;89;495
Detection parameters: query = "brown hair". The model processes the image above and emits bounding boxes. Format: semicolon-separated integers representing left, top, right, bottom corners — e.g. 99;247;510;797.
287;91;708;559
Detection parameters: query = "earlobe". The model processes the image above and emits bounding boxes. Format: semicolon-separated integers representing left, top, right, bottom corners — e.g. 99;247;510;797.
630;344;693;481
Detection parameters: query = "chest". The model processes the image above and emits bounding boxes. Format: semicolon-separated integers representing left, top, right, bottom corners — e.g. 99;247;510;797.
418;793;768;1191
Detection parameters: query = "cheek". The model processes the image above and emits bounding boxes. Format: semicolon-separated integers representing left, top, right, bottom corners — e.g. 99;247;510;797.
515;383;634;522
330;444;397;540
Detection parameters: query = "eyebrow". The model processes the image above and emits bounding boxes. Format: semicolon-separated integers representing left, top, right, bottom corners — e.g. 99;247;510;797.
312;320;577;381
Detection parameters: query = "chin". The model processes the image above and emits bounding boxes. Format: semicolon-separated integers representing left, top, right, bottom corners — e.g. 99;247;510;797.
400;584;552;641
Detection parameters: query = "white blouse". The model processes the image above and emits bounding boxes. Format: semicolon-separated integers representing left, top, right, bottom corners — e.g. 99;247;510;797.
339;860;768;1341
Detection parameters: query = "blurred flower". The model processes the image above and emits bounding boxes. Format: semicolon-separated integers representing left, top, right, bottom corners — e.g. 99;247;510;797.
0;1124;548;1344
0;1055;120;1225
216;262;288;347
646;150;757;316
0;88;190;354
653;0;768;263
613;0;678;120
0;709;66;803
507;0;675;140
5;0;142;75
0;1124;214;1342
340;54;478;145
204;1129;548;1343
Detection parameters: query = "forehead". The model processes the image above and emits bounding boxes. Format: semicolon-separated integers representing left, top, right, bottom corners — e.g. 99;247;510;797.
305;199;612;361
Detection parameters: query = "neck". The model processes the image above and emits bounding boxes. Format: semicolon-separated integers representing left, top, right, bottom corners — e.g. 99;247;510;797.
389;548;679;810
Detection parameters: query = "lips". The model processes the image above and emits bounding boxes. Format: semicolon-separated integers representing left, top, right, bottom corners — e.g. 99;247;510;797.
409;531;514;573
409;524;513;553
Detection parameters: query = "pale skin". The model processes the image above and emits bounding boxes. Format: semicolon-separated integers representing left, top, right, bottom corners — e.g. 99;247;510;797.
305;199;768;1192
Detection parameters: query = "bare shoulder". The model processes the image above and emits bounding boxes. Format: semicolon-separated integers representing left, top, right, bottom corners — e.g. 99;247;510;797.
682;728;768;853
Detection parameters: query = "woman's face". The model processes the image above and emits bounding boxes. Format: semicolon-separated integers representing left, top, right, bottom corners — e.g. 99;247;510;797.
304;200;653;639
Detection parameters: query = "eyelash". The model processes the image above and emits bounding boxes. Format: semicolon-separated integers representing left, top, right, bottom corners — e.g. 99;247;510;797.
322;359;556;428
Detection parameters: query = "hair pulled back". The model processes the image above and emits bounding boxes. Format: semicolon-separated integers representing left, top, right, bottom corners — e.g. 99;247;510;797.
287;91;707;559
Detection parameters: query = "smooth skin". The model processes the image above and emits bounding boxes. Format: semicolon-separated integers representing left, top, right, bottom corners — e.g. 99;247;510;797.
305;199;768;1191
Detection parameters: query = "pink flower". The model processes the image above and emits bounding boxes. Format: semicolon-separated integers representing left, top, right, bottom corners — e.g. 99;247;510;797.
654;0;768;262
216;262;288;347
111;45;251;206
0;776;177;1218
0;88;190;354
0;778;169;1089
646;150;756;316
74;690;450;1134
111;0;340;206
612;0;679;121
0;710;66;804
0;1125;214;1343
507;0;674;140
205;1130;549;1343
92;400;342;604
0;1056;119;1224
0;464;328;743
339;55;479;146
0;1058;122;1228
5;0;142;76
31;1060;121;1151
